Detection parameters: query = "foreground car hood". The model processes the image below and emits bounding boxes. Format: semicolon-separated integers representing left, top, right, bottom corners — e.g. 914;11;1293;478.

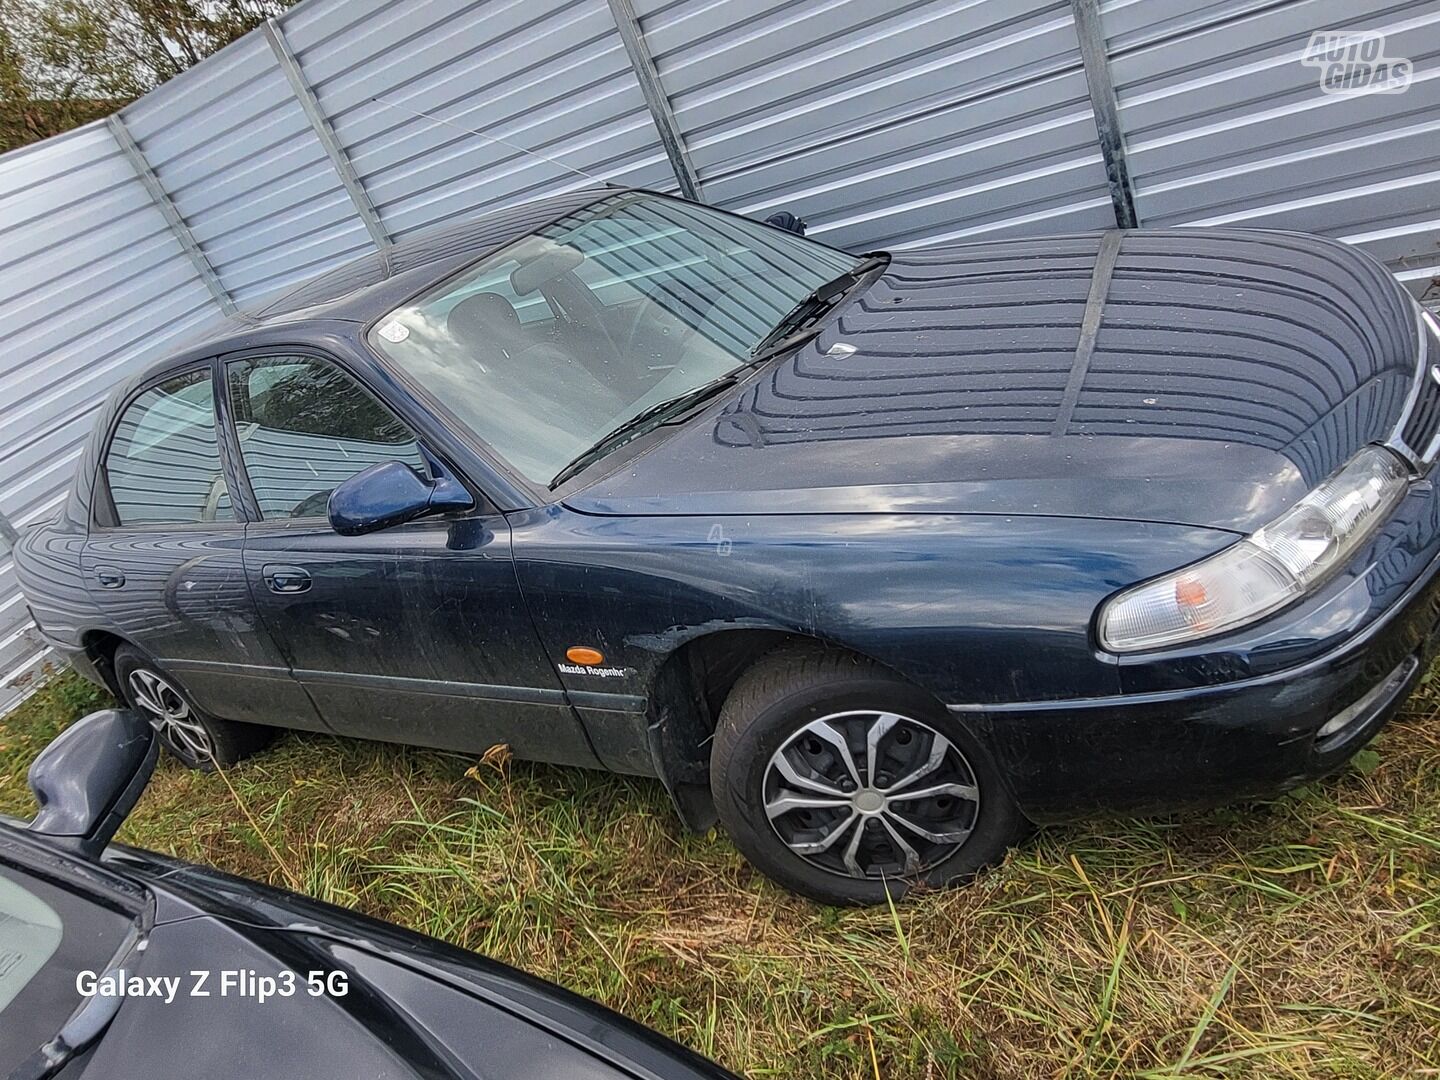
569;229;1423;533
81;847;735;1080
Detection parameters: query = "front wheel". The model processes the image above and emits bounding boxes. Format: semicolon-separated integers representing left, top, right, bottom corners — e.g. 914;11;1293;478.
710;647;1029;905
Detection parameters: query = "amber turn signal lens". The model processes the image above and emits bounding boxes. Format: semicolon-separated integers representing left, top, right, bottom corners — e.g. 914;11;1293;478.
566;646;605;665
1173;577;1208;609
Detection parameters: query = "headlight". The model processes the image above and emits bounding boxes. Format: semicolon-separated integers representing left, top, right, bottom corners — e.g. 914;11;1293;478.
1098;446;1411;652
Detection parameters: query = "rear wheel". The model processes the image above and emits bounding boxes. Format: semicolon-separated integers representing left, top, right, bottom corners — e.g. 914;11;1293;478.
710;647;1028;905
113;644;273;769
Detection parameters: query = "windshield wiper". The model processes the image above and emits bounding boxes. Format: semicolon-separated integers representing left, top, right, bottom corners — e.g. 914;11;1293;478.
749;253;888;359
11;986;125;1080
548;322;832;489
550;378;740;489
548;255;886;490
8;920;145;1080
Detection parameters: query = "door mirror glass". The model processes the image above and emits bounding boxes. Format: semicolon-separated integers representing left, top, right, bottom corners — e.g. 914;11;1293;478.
27;709;158;858
328;460;473;536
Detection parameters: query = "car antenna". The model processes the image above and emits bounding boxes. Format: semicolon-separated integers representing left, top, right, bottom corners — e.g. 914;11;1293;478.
370;97;618;187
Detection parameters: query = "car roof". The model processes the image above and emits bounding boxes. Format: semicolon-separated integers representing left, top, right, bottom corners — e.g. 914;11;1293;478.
149;185;620;368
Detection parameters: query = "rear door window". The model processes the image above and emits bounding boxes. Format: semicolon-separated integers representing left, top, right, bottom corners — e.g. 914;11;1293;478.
101;369;233;526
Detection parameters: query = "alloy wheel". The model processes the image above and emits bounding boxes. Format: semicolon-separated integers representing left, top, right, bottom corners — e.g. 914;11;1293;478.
762;710;980;879
127;668;214;763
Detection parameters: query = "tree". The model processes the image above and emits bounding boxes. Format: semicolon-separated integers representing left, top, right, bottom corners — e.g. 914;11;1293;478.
0;0;292;154
1;4;116;151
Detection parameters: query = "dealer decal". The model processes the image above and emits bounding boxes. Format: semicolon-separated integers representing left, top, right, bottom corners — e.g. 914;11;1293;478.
557;663;630;678
560;644;630;676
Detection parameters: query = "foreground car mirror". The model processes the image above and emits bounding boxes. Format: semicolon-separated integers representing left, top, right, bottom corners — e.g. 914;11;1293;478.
28;709;158;858
328;459;474;536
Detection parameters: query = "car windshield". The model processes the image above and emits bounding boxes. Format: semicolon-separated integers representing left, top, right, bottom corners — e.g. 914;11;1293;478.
368;192;861;486
0;862;135;1071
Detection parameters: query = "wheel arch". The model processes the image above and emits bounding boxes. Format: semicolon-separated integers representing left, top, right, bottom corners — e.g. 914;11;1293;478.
645;628;946;830
78;628;131;699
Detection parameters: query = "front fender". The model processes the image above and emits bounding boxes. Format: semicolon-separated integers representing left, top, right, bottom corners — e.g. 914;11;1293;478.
509;507;1236;711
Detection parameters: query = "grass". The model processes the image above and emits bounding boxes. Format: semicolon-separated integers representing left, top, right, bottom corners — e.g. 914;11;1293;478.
2;669;1437;1078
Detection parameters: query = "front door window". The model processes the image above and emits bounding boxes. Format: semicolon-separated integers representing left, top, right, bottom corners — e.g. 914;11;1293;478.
226;355;427;520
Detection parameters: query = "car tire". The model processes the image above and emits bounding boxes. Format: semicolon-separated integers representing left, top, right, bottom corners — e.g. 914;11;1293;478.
112;644;274;770
710;646;1029;905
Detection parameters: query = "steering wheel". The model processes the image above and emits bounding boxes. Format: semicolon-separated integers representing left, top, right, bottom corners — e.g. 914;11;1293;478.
290;489;333;519
615;299;728;397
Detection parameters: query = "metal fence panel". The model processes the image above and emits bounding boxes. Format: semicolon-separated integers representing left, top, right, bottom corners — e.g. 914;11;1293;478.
120;31;375;305
0;124;224;711
634;0;1118;248
1107;0;1440;288
284;0;678;238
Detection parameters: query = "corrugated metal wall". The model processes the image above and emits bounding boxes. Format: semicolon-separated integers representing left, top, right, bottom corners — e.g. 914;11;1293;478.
0;125;222;703
633;0;1118;247
1;0;1438;712
1105;0;1440;286
285;0;676;238
121;29;375;307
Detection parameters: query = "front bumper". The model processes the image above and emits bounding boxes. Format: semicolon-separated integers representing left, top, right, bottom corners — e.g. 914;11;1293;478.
962;543;1440;823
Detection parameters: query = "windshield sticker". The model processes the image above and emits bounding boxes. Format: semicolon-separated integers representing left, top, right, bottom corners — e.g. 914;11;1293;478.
378;320;410;343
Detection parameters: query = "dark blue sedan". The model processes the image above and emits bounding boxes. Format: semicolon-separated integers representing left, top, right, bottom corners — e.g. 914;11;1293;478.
16;188;1440;904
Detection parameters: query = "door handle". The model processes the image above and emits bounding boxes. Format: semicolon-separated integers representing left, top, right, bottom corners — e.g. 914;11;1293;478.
94;566;125;589
262;564;312;594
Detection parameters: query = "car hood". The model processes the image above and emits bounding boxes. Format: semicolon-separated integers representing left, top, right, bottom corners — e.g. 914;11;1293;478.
566;229;1426;533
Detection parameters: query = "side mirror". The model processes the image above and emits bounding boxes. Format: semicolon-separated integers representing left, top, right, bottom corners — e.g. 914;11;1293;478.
328;459;474;537
763;210;807;236
28;709;158;858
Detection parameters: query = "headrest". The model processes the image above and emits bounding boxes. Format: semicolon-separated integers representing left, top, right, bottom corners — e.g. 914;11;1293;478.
447;292;520;341
511;245;584;295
